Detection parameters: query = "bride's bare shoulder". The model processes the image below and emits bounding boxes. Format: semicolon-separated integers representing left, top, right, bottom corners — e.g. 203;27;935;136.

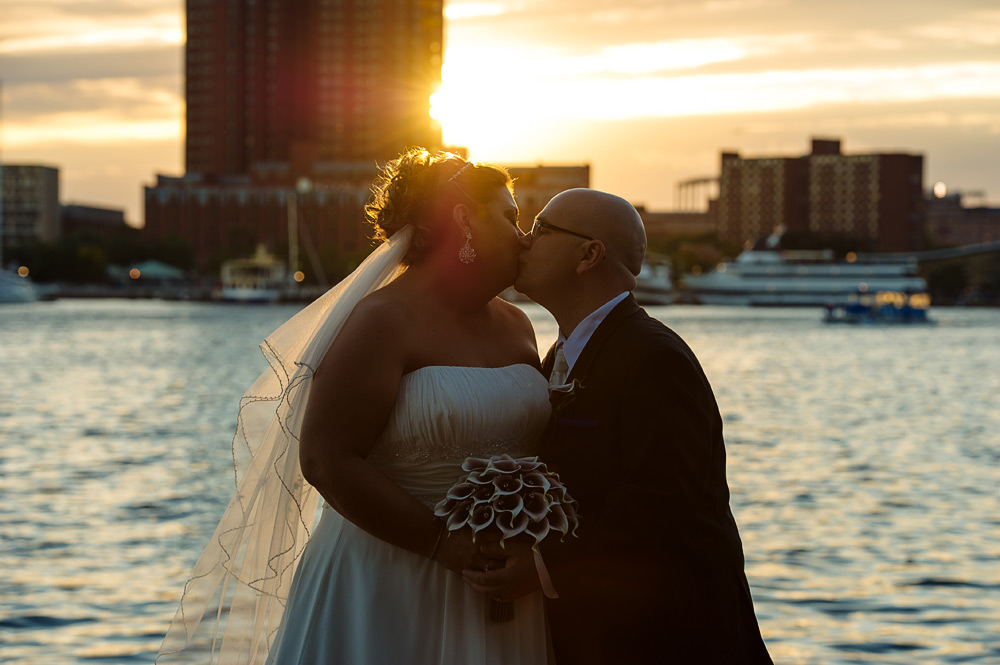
491;296;533;334
346;287;416;334
316;286;420;371
488;297;538;365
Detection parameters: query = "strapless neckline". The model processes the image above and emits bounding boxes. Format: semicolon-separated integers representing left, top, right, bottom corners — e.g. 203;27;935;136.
403;362;537;378
369;362;550;476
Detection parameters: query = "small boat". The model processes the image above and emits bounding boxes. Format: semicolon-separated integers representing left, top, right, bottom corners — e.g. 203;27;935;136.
0;266;38;304
634;260;673;306
219;246;287;303
823;290;932;324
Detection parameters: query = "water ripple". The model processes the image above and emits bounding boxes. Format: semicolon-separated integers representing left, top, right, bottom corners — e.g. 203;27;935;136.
1;300;998;664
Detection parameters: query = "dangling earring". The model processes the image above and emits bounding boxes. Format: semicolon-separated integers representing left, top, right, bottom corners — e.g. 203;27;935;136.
458;232;476;264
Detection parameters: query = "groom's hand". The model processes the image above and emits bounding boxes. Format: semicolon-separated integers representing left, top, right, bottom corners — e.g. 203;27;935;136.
462;540;540;601
433;530;503;573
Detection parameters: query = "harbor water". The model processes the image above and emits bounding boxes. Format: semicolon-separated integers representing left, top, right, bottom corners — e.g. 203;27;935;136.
1;299;998;663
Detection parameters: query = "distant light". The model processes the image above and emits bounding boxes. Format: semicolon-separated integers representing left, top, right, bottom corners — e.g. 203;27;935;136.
933;182;947;198
17;265;29;277
129;268;141;280
858;282;869;293
846;252;857;263
293;270;305;283
691;265;703;275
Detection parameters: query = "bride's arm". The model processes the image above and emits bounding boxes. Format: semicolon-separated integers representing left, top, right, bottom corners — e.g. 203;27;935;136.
298;296;477;570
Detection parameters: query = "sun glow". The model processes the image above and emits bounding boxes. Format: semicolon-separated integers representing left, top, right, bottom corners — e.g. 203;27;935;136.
432;35;1000;158
562;39;748;75
444;2;506;20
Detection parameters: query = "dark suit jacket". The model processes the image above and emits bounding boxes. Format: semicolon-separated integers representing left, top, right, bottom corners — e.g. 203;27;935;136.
539;295;772;664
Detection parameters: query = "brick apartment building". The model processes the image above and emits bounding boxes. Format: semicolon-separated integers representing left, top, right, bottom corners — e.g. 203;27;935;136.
717;138;924;251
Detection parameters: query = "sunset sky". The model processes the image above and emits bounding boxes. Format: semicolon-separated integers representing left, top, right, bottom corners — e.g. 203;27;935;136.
2;0;999;225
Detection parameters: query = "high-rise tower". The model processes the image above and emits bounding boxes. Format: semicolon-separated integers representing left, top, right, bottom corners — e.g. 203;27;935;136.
184;0;443;178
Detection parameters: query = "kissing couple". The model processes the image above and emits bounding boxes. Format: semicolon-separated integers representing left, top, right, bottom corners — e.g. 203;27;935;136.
157;149;772;664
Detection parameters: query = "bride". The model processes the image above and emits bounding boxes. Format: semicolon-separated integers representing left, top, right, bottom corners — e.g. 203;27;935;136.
157;149;551;664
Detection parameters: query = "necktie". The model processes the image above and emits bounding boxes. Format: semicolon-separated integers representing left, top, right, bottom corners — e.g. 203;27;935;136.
549;343;569;388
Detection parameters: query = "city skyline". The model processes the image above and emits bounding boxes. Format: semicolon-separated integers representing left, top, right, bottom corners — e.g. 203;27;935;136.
2;0;999;224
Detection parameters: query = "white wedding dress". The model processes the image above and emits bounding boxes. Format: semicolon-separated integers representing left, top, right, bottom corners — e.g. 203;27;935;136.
264;363;552;664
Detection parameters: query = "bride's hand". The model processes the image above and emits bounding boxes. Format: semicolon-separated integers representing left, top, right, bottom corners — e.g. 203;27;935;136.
462;540;541;601
433;529;503;573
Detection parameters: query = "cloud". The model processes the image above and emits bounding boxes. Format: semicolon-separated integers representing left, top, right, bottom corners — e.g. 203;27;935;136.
4;76;182;148
0;0;177;33
553;39;753;75
907;8;1000;46
0;45;180;83
448;0;1000;64
0;2;180;53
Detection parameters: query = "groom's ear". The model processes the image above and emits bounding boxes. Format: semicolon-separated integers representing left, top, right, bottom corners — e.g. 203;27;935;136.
576;240;607;274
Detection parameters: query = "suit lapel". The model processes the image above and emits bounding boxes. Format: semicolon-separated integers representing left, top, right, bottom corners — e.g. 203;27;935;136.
567;294;642;385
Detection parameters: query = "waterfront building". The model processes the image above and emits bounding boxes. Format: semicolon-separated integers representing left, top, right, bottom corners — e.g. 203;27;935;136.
506;165;591;232
716;138;925;252
717;153;806;245
145;173;374;272
0;164;61;249
61;204;130;239
926;192;1000;246
806;140;923;252
147;0;446;271
638;206;718;244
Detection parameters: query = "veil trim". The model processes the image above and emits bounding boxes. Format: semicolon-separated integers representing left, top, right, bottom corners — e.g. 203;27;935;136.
157;226;413;663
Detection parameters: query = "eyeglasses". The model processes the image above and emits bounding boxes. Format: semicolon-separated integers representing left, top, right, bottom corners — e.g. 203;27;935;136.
529;219;595;241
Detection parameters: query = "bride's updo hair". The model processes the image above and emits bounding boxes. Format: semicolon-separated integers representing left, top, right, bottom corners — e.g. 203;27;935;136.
365;147;513;265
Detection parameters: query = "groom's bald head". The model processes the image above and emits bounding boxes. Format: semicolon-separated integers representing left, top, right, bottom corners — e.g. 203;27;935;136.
515;188;647;320
546;188;646;278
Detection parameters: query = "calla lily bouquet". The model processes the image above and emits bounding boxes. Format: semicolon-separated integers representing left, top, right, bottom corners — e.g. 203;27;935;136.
434;454;580;548
434;454;580;621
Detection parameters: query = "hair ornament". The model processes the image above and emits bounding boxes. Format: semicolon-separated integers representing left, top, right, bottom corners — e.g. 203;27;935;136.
447;162;472;183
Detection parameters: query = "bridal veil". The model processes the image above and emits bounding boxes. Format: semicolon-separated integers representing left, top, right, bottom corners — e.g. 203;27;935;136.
156;226;413;664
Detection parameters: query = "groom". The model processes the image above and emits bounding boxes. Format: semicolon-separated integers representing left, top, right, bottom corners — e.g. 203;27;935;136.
465;189;772;663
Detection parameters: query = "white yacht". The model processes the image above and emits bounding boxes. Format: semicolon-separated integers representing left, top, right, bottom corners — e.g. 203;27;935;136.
634;260;673;305
219;246;287;303
683;246;927;307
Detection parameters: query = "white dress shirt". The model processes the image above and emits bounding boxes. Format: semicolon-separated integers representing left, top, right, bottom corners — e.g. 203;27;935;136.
554;291;630;376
